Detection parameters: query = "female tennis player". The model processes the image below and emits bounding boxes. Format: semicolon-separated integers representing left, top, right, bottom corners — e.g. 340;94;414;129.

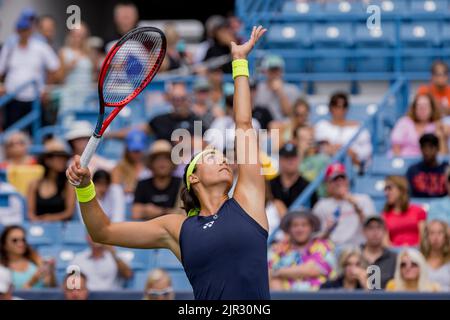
66;25;269;300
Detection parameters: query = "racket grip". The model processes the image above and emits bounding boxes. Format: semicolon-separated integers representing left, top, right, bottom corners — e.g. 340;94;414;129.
80;136;101;168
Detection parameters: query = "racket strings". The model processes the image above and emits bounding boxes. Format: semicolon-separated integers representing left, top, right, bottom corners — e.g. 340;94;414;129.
103;31;164;105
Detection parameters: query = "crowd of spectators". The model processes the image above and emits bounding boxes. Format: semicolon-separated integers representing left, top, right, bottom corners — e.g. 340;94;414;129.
0;2;449;299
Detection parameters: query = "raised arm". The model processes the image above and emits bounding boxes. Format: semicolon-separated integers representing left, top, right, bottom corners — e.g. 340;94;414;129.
66;156;184;258
230;26;269;231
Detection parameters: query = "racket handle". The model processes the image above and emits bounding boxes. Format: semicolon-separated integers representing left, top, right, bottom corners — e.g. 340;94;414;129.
80;135;102;168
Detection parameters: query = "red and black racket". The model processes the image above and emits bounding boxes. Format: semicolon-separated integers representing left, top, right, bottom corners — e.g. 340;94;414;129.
79;26;166;170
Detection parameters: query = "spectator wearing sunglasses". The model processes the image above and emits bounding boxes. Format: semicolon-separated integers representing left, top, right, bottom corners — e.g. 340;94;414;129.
63;272;89;300
382;176;427;247
406;134;448;198
420;220;450;292
386;248;440;292
427;168;450;226
320;247;368;290
0;225;56;289
313;163;376;246
143;269;175;300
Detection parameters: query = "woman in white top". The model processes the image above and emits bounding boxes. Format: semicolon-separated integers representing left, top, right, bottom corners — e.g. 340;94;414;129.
58;22;95;113
314;92;372;168
420;220;450;292
93;170;126;222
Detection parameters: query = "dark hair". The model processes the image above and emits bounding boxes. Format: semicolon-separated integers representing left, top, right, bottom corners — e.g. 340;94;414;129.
280;211;321;234
225;94;234;109
93;170;111;184
0;225;38;267
38;155;67;192
329;92;349;109
419;133;439;149
431;60;449;75
180;156;201;215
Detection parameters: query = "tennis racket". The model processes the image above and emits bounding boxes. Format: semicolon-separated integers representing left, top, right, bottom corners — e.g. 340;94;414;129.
79;26;166;170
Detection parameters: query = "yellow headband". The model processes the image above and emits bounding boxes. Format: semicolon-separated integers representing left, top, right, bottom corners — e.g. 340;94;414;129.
186;149;216;192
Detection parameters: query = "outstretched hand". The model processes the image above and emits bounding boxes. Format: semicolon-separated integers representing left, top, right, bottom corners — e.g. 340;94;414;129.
230;25;267;60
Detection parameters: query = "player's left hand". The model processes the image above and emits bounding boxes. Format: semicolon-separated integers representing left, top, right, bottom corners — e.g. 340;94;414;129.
230;25;267;60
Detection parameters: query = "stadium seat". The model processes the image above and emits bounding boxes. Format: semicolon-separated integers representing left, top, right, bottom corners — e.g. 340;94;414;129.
55;245;87;271
410;198;431;212
23;222;64;247
323;0;364;14
116;248;156;270
266;23;311;48
0;169;7;182
353;22;396;47
409;0;447;14
281;1;322;15
169;270;192;292
365;0;409;14
312;22;352;47
62;221;87;245
347;103;379;122
441;21;450;45
369;155;420;176
353;175;386;198
156;249;184;270
130;270;148;290
400;22;441;47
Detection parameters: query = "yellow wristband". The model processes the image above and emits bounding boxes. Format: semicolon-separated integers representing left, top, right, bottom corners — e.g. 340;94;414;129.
232;59;249;80
75;181;96;203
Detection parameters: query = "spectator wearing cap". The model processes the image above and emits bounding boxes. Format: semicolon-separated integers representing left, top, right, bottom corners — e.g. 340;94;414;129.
63;272;89;300
65;121;115;173
27;139;75;221
143;268;175;300
269;142;317;208
93;170;125;222
109;82;203;142
427;168;450;226
320;247;368;290
0;11;60;130
250;79;274;130
111;129;151;195
254;55;301;121
191;77;224;129
361;216;397;289
132;140;182;220
203;18;236;73
417;60;450;117
312;163;376;246
406;133;448;198
382;176;427;247
314;92;372;168
268;211;336;291
205;83;261;152
391;93;446;157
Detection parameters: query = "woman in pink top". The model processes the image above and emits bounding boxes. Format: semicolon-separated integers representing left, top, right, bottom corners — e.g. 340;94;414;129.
382;176;427;247
391;93;447;157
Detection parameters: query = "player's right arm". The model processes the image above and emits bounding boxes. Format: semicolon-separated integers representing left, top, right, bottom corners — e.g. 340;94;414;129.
66;156;184;256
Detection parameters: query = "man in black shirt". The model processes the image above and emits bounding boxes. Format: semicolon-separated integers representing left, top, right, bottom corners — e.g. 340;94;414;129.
270;142;317;208
132;140;182;220
361;216;397;289
406;133;448;198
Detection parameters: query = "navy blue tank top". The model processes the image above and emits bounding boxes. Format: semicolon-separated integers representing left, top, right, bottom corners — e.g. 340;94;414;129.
179;198;270;300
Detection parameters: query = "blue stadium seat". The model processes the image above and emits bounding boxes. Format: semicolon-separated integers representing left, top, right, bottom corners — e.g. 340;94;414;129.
55;245;87;271
373;198;386;213
169;270;192;292
365;0;409;14
23;222;63;247
130;270;148;290
353;175;386;198
400;22;441;47
96;139;125;161
410;198;431;212
0;170;7;182
266;23;311;48
353;22;396;47
37;245;60;260
324;0;364;14
116;248;156;270
282;1;322;15
156;249;184;270
62;222;87;245
312;23;353;47
410;0;447;14
370;155;420;176
441;21;450;45
347;104;379;122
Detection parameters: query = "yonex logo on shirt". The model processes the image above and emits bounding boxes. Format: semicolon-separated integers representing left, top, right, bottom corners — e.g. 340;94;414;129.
203;221;215;229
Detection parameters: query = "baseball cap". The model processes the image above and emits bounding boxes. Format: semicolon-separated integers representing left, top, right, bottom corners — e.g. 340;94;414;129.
0;266;12;294
363;215;385;228
126;129;147;152
193;78;211;92
325;162;347;181
65;121;93;142
147;140;172;161
16;16;32;30
279;142;297;157
20;8;37;20
261;55;285;71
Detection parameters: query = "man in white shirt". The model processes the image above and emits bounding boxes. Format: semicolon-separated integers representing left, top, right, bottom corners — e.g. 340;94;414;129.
0;15;60;130
70;235;133;291
0;181;24;226
312;163;376;246
0;265;22;300
254;55;301;120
